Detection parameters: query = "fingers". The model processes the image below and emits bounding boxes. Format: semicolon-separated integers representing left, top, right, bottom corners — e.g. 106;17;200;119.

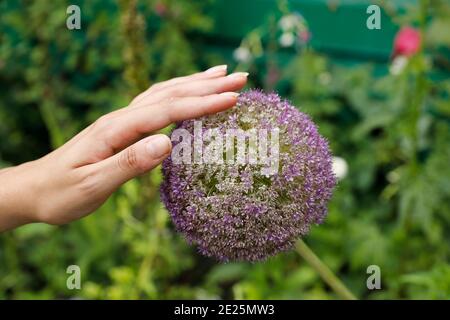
91;134;172;189
67;69;247;168
70;92;240;167
131;65;228;106
107;92;240;152
152;65;228;92
130;72;249;110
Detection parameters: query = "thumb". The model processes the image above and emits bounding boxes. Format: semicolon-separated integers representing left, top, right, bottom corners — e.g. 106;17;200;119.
95;134;172;188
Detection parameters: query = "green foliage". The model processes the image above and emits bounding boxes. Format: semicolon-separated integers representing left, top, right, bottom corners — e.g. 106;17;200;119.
0;0;449;299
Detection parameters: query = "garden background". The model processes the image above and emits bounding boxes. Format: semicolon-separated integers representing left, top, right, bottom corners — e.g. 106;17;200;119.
0;0;449;299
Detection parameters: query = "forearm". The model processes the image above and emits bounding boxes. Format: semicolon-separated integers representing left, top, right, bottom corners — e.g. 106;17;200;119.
0;162;39;232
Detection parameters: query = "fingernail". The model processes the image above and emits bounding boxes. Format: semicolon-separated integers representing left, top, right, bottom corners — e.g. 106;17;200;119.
205;64;227;74
221;92;240;98
146;135;171;159
227;72;249;79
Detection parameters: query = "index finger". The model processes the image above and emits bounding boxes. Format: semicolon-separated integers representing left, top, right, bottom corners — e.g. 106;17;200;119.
131;65;228;106
72;92;240;166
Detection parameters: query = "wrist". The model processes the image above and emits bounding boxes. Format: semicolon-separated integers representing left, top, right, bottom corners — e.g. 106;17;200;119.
0;161;42;231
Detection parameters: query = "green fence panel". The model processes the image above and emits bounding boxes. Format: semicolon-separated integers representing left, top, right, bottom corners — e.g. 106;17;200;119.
208;0;417;60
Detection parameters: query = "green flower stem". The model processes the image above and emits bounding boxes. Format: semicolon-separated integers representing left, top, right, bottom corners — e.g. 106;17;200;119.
408;0;428;174
295;239;357;300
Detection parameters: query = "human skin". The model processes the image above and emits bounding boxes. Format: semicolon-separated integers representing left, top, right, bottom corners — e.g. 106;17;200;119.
0;65;248;232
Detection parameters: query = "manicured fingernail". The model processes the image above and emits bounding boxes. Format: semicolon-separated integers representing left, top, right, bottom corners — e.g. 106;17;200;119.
205;65;227;74
146;135;171;159
227;72;249;79
221;92;240;98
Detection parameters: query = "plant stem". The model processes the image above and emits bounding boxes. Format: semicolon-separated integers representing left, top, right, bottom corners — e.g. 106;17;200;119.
295;239;357;300
119;0;150;95
410;0;428;171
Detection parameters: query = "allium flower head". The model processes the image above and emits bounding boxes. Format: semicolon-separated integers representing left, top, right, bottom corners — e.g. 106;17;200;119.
161;90;336;262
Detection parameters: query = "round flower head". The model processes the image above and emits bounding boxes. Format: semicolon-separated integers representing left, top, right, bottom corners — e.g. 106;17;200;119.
393;26;421;57
161;90;336;262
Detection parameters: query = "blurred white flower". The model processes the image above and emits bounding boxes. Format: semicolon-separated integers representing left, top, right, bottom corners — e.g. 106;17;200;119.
386;170;400;183
279;32;295;47
279;14;298;31
332;156;348;180
389;55;408;75
318;72;331;85
233;47;252;63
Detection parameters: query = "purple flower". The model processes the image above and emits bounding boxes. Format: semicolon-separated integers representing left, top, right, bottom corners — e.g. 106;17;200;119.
161;90;336;262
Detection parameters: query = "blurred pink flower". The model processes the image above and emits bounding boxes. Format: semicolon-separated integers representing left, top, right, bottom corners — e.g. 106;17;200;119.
393;27;421;57
154;1;167;17
299;30;311;43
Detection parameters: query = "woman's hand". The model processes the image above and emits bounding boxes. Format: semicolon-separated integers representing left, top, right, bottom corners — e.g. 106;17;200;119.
0;66;248;231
